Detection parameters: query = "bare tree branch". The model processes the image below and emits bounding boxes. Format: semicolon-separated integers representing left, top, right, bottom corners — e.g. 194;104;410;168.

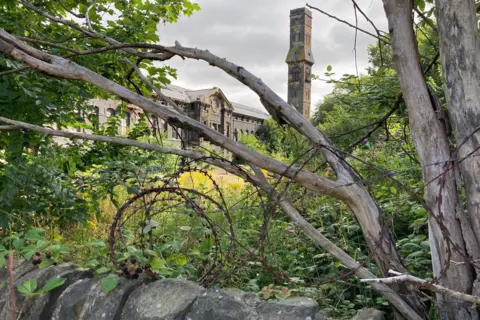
351;0;388;35
0;116;251;179
0;125;20;130
85;3;96;32
55;0;85;18
362;269;480;305
15;36;80;53
414;8;437;33
121;57;187;116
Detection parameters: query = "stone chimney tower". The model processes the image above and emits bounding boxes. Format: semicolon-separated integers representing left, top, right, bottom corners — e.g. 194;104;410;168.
286;7;314;119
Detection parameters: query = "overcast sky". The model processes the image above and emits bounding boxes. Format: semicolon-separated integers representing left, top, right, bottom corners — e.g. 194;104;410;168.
156;0;388;115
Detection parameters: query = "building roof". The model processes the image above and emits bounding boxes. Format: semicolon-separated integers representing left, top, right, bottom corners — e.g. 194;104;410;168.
161;84;270;120
231;102;270;120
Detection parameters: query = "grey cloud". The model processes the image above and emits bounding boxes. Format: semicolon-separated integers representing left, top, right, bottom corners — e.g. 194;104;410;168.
157;0;388;112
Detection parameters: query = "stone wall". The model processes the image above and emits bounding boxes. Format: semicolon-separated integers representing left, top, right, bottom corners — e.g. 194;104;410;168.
0;261;326;320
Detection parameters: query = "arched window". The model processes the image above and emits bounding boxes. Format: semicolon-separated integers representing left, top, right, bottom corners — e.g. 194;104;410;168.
291;66;301;82
106;108;115;118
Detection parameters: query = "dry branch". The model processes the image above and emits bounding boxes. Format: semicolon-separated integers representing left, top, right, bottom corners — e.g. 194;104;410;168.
121;57;187;116
362;269;480;305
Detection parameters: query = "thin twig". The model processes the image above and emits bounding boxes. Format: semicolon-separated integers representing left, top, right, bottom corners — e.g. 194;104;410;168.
16;36;80;53
0;66;29;76
351;1;359;77
351;0;388;35
306;3;390;45
55;0;85;18
121;58;186;116
8;252;16;320
414;8;437;33
85;3;96;32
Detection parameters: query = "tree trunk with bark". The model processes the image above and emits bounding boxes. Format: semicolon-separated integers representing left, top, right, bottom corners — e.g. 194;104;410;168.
383;0;480;318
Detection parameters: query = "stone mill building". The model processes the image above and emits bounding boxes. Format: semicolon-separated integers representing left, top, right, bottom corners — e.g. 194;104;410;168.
88;7;312;145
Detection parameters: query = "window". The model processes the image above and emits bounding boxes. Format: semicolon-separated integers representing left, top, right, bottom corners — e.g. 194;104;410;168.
172;127;181;139
227;124;230;137
75;107;84;132
151;116;159;134
126;112;131;127
291;66;301;81
106;108;115;118
93;107;99;130
213;123;218;131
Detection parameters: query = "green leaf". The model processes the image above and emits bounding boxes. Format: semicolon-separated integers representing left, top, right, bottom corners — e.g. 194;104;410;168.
95;267;110;275
150;257;166;270
38;259;55;269
0;255;5;268
12;238;25;250
40;277;66;293
101;274;119;294
87;240;106;248
199;238;213;253
25;229;45;241
389;187;397;194
57;246;71;254
327;65;332;72
84;259;100;268
18;279;37;295
174;255;188;266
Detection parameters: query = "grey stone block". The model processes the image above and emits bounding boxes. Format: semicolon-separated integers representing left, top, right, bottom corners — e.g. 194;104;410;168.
187;288;259;320
121;278;205;320
256;297;318;320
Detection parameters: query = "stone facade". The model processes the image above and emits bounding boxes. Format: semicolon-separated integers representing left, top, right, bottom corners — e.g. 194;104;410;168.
88;85;269;146
286;7;314;119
